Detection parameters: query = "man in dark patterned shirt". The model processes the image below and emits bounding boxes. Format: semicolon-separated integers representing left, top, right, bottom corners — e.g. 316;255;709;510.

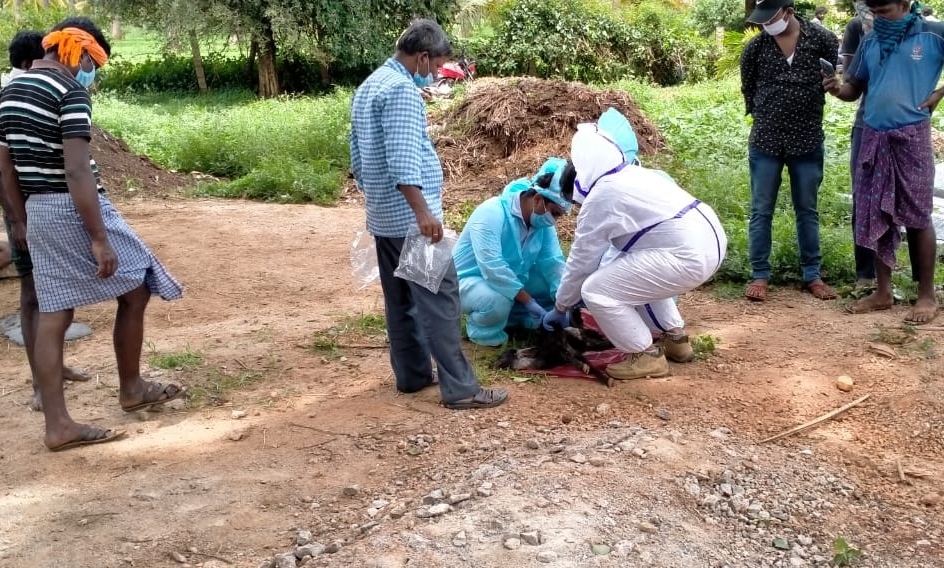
740;0;839;302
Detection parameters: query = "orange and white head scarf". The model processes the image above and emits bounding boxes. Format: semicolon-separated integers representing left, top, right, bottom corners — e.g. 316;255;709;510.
42;27;108;68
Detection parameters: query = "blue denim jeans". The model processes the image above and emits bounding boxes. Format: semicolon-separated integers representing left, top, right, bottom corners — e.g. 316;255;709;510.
748;145;824;283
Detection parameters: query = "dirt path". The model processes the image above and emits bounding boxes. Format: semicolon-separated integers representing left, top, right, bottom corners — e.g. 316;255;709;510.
0;199;941;568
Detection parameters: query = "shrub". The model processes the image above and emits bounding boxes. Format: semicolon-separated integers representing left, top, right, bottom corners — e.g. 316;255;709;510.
98;51;353;94
689;0;747;36
623;1;719;85
469;0;717;86
472;0;634;83
93;89;352;204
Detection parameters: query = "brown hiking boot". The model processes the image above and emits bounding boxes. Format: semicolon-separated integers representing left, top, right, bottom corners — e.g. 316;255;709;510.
607;350;669;380
660;333;695;363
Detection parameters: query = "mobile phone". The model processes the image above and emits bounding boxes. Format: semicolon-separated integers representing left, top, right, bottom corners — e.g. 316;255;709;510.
819;58;836;76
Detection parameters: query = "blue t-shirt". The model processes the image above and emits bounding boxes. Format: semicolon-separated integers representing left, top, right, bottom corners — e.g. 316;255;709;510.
849;19;944;131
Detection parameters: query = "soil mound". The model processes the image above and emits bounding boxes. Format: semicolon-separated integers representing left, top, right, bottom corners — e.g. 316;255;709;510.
91;125;195;199
434;77;665;211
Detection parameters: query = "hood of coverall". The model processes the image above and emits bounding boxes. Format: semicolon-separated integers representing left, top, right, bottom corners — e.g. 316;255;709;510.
570;123;626;206
501;157;573;213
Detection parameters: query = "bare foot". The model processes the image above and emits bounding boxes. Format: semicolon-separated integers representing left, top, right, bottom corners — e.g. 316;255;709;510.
27;366;92;411
63;366;91;382
45;422;126;452
846;291;894;314
905;298;939;324
28;391;42;412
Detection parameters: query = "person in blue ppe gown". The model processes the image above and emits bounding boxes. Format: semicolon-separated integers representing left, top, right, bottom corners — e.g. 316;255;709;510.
453;158;572;346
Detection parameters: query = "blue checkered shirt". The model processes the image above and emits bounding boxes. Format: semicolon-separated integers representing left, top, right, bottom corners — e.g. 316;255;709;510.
350;59;444;237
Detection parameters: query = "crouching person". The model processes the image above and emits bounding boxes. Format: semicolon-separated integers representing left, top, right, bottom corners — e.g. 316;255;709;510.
453;158;569;346
542;124;728;380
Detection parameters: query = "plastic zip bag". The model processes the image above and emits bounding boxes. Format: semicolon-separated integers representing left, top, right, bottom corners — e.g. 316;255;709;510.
351;230;380;290
394;228;458;293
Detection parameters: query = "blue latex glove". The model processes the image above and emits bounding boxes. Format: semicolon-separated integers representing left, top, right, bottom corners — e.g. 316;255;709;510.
524;299;547;325
541;308;570;331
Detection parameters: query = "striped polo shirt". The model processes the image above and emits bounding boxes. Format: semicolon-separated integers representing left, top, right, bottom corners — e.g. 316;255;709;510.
0;68;103;194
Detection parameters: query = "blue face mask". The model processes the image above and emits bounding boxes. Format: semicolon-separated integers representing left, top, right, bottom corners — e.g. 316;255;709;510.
413;55;434;88
75;67;96;89
531;200;556;229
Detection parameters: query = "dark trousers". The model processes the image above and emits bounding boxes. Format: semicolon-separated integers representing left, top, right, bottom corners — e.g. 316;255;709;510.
375;236;480;403
748;145;824;283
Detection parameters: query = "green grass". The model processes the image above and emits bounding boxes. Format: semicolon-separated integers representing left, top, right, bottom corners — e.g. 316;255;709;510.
149;347;204;370
187;367;264;407
711;281;746;300
110;28;165;64
89;73;944;285
307;312;388;357
691;333;721;360
110;27;245;64
93;89;352;204
615;76;860;285
832;537;862;567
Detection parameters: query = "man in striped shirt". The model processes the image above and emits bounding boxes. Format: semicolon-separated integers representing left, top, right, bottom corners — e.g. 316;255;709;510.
1;29;91;411
0;18;185;451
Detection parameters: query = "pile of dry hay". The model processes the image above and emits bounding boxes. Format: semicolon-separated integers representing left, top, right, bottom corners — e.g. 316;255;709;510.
435;77;665;188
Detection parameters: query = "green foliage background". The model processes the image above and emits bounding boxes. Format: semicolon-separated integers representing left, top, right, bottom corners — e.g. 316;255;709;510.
469;0;718;86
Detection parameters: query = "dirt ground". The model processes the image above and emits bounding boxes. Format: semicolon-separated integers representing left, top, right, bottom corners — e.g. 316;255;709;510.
0;81;942;566
0;196;942;568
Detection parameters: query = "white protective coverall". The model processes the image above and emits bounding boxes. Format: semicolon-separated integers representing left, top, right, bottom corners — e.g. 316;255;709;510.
554;125;728;353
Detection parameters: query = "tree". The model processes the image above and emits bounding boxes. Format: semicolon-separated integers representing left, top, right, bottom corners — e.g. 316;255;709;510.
89;0;460;96
91;0;231;94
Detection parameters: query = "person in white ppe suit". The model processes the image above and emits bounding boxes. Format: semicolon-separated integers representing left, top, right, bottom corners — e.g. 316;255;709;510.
542;121;728;380
453;158;570;346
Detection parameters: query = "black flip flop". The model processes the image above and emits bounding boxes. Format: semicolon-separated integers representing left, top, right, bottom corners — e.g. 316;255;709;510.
122;382;189;412
48;428;127;453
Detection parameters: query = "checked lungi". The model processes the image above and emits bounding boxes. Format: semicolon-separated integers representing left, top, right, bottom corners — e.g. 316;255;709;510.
25;193;183;313
854;120;935;269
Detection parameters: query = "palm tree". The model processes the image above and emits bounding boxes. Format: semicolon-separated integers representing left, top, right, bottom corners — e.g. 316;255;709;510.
2;0;70;8
455;0;502;38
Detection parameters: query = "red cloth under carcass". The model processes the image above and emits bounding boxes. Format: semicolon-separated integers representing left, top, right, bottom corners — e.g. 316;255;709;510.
517;310;635;381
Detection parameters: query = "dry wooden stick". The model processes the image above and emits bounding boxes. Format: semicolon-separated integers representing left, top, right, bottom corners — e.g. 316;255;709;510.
0;386;25;399
760;394;871;444
288;422;353;437
188;551;233;565
905;469;934;479
896;459;907;484
908;325;944;332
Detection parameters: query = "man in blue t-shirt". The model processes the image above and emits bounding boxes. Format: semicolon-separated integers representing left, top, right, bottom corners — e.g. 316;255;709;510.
825;0;944;324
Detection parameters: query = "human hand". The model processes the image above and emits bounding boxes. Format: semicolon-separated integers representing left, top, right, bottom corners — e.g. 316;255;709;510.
415;210;444;244
541;308;570;331
419;88;434;103
91;239;117;278
10;220;27;252
524;299;547;325
919;89;944;113
822;74;841;96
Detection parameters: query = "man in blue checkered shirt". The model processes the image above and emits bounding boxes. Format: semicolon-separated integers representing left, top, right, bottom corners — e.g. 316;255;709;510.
351;19;507;410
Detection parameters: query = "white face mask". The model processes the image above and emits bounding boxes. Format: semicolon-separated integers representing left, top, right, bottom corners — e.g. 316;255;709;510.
763;12;790;36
